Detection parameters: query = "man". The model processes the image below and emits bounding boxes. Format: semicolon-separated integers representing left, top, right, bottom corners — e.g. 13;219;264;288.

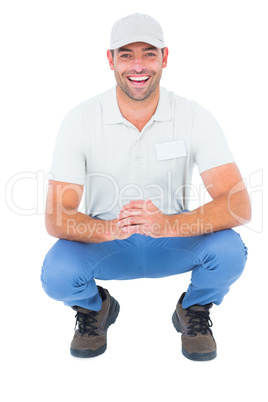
41;13;250;361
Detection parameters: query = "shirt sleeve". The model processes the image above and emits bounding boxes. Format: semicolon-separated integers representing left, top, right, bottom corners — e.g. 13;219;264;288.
49;107;86;185
191;104;235;174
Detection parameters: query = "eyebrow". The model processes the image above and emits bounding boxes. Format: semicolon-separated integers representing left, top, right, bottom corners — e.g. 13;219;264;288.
117;46;158;53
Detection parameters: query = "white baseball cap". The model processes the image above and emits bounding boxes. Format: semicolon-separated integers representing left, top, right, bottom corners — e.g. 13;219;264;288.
110;13;165;50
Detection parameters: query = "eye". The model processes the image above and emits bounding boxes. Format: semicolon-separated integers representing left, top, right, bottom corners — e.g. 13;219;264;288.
120;54;131;59
146;52;156;57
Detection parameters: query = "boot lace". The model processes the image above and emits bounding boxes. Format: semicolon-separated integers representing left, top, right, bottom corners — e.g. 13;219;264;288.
74;311;99;337
185;305;213;337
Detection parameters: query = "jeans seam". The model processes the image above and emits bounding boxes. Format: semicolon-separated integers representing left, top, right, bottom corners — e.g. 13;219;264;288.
145;242;202;266
93;240;139;277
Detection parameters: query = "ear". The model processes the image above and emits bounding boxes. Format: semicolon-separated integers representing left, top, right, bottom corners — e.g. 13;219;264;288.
107;49;114;70
162;47;169;69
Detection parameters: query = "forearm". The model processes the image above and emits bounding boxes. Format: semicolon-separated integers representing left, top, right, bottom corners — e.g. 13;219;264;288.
117;164;251;238
46;210;118;243
169;189;251;237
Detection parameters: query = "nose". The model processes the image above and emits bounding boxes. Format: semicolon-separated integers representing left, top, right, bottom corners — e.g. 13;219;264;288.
132;56;146;73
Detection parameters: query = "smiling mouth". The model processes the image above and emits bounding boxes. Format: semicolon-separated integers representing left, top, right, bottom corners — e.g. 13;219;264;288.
127;75;151;84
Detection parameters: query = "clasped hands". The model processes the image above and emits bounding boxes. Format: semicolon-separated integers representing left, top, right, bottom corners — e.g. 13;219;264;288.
115;199;174;238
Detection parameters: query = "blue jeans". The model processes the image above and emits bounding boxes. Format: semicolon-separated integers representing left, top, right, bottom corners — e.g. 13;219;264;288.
41;229;247;311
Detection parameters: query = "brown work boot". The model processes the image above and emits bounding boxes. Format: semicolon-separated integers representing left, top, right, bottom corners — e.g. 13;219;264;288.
172;292;217;361
70;286;120;358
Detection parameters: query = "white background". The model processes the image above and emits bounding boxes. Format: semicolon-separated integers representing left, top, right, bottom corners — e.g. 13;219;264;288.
1;0;267;401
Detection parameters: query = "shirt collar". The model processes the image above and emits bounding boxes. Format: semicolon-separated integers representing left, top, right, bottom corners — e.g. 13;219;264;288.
152;87;172;122
103;86;124;125
103;86;172;125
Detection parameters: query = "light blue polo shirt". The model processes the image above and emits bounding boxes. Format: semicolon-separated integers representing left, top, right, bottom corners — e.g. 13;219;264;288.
50;86;234;219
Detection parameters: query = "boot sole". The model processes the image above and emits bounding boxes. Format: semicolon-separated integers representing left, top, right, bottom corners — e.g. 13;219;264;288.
70;297;120;358
172;310;217;362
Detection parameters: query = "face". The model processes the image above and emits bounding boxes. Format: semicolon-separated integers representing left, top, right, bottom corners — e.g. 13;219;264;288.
107;42;168;102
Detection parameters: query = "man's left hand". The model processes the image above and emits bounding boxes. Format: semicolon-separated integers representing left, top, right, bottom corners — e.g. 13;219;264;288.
116;199;174;238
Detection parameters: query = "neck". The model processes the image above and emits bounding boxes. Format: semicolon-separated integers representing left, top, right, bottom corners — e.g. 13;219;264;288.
116;86;160;132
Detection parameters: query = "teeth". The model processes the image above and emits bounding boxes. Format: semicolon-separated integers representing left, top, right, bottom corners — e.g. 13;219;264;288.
128;76;150;82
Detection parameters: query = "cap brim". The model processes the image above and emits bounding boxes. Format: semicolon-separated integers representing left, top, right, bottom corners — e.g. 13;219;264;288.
110;34;165;50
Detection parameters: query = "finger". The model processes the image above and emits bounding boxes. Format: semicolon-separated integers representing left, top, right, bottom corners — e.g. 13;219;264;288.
117;216;145;228
122;224;142;234
120;200;145;212
117;209;142;220
125;199;155;214
143;199;160;214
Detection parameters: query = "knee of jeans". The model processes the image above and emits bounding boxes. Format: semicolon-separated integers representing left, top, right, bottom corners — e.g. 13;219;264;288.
41;241;91;301
202;229;248;279
41;258;70;301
